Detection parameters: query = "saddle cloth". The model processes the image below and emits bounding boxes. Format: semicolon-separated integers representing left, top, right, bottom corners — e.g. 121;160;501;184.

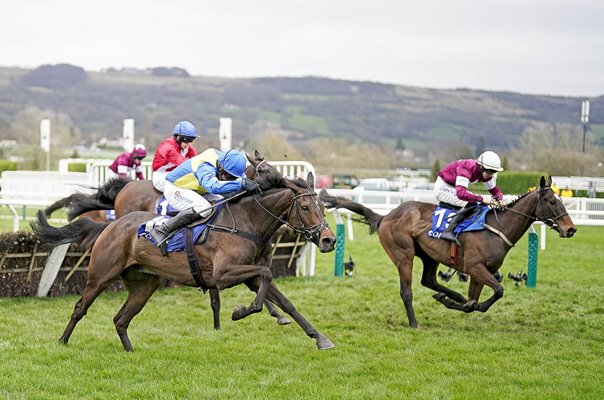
428;205;489;239
137;218;209;253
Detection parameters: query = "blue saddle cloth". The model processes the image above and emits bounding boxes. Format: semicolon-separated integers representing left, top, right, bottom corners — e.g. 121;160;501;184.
137;217;209;253
428;205;489;239
137;203;223;253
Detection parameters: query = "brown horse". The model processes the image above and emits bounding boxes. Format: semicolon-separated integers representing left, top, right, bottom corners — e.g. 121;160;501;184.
320;176;576;328
31;169;336;351
53;151;294;329
45;194;108;222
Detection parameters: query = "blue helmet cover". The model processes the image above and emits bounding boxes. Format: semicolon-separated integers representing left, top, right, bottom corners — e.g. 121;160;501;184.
172;121;198;138
218;150;247;178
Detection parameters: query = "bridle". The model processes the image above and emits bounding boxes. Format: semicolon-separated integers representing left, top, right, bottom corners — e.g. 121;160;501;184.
254;186;329;244
502;187;568;229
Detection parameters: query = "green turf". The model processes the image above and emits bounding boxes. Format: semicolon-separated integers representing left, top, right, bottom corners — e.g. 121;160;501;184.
0;219;602;399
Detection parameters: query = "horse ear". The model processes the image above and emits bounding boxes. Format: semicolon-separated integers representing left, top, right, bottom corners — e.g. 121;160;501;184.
245;152;256;166
540;176;546;188
306;172;315;190
254;150;263;160
547;176;553;186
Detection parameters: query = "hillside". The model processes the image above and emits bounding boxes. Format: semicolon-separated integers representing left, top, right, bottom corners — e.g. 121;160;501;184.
0;64;601;172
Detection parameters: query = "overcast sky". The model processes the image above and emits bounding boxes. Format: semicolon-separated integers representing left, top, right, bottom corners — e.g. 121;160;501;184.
2;0;603;97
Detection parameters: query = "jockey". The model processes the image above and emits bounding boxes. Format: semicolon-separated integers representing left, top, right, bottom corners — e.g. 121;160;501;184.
148;148;260;244
108;144;147;180
151;120;198;191
433;150;505;243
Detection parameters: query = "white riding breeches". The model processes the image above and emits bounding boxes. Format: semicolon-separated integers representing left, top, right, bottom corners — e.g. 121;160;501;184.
433;177;467;208
152;171;168;192
163;181;220;217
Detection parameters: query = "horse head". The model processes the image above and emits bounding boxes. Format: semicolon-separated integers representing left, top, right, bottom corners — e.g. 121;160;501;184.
282;172;336;253
535;176;577;238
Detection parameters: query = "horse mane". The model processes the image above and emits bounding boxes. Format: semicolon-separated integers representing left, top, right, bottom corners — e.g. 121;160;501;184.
504;189;534;208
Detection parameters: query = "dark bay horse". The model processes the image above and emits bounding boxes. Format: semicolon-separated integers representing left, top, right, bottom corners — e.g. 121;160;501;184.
31;171;336;351
320;176;576;328
46;151;294;329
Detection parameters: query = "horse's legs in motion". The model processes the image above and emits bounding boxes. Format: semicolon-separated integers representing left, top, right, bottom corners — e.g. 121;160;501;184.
467;264;504;312
262;282;334;350
417;254;468;304
209;289;221;330
264;300;291;325
215;264;273;321
113;272;160;352
59;277;115;345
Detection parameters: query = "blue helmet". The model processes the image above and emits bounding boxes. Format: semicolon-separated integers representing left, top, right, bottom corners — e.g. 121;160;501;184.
172;121;198;138
218;150;247;178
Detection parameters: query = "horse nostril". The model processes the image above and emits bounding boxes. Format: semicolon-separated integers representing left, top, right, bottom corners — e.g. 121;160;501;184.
566;227;576;238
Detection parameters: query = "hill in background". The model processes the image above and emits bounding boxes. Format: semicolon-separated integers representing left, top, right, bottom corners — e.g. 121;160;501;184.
0;64;602;174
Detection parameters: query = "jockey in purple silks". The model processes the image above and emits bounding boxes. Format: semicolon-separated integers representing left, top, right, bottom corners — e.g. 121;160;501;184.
433;150;505;243
108;144;147;180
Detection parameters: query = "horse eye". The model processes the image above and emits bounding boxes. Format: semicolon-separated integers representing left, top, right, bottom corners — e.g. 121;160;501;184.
302;206;310;212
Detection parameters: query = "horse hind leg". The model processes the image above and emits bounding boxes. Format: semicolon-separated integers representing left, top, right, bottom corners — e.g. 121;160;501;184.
418;255;468;305
264;300;291;325
209;289;221;330
113;273;160;352
59;280;113;345
264;282;334;350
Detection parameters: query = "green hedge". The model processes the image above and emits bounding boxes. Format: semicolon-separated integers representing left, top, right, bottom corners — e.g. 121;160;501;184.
67;162;87;173
0;160;18;175
473;171;546;195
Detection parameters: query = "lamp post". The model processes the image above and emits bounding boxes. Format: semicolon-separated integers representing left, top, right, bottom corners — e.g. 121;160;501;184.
581;100;590;153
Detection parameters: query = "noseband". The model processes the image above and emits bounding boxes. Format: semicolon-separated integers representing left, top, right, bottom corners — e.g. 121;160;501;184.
254;188;329;244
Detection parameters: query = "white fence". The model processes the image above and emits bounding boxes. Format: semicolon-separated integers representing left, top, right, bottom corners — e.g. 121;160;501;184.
326;187;604;250
0;159;318;276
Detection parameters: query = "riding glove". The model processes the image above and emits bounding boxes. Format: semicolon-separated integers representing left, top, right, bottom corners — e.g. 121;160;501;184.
242;178;261;193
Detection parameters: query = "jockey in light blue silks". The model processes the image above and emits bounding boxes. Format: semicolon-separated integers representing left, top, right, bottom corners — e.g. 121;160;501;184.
148;148;260;245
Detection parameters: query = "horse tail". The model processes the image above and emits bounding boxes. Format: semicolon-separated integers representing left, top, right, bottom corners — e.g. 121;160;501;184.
319;189;384;233
44;194;76;217
31;210;110;250
66;178;130;221
96;177;131;204
67;194;113;221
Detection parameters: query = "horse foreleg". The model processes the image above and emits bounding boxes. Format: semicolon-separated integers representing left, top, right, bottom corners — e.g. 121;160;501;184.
114;274;160;352
264;282;334;350
209;289;221;330
215;264;272;321
419;257;468;304
59;280;113;345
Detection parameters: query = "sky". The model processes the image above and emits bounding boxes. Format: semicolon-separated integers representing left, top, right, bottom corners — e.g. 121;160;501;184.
2;0;603;97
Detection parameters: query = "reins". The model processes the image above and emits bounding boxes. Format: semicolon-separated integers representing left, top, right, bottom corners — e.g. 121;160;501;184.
499;187;568;229
253;188;329;243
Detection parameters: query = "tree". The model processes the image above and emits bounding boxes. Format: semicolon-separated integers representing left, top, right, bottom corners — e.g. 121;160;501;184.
475;136;485;157
431;159;441;181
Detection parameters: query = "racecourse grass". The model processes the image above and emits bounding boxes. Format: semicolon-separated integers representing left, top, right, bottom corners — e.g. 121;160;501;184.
0;219;603;399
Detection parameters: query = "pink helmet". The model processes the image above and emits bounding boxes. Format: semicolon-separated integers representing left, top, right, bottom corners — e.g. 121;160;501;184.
132;144;147;158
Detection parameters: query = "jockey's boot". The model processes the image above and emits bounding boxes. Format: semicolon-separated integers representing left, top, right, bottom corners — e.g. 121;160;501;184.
440;211;467;245
148;207;203;245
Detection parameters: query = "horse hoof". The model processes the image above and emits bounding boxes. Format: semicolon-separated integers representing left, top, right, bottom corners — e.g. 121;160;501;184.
316;337;335;350
231;306;248;321
462;300;478;312
277;316;291;325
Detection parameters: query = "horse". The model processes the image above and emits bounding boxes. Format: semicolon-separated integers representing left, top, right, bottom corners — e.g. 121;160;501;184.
49;151;294;329
319;176;576;328
31;167;337;351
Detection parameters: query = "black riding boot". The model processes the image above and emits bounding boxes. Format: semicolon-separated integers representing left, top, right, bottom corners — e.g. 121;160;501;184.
440;209;471;244
149;208;203;245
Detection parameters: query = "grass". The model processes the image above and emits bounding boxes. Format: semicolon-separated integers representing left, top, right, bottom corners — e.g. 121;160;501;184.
0;217;603;399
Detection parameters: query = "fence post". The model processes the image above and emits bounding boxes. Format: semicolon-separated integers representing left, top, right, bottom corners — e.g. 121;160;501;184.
333;210;345;276
527;230;539;288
